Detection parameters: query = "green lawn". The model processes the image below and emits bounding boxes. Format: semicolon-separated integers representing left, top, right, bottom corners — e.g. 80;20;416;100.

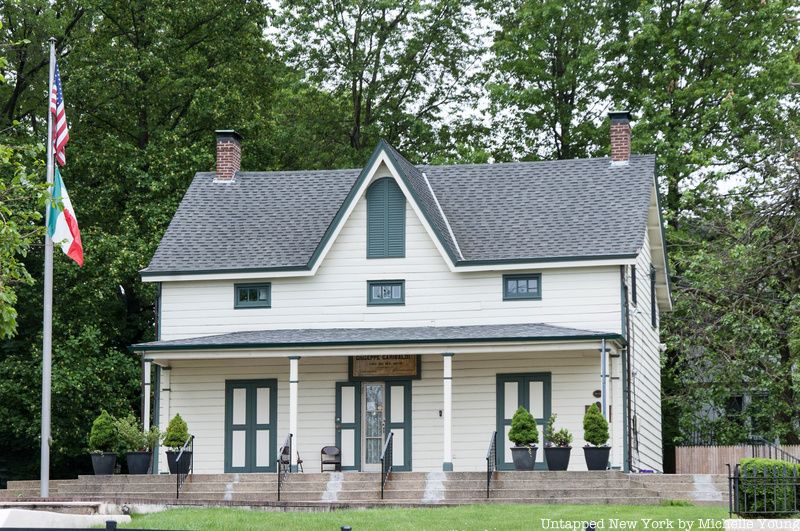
121;503;731;530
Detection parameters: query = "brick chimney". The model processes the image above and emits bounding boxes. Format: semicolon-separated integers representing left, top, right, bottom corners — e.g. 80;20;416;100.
215;130;242;181
609;111;631;164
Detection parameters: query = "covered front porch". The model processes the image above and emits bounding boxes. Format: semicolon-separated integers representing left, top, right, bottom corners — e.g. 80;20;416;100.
133;324;626;475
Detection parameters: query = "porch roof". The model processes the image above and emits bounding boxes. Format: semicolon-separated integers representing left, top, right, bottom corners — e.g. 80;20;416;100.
131;323;622;352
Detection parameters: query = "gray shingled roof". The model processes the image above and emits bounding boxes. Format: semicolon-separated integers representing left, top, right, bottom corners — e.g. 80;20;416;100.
132;323;620;351
142;141;655;275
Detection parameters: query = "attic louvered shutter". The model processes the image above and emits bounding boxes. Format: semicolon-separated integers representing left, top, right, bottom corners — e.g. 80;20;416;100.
367;178;405;258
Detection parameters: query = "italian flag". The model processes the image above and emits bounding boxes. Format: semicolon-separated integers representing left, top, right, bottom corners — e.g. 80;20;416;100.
47;168;84;266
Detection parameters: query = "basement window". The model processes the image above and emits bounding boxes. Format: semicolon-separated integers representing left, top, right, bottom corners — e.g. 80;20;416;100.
367;280;405;306
503;274;542;300
234;283;271;309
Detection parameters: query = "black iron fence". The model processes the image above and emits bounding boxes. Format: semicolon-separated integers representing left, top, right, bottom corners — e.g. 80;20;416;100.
485;431;497;499
175;435;194;499
277;433;292;501
728;462;800;517
380;431;394;500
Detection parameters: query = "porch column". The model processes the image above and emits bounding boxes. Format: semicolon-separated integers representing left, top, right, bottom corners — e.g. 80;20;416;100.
600;339;608;418
142;360;151;431
289;356;299;470
442;353;453;471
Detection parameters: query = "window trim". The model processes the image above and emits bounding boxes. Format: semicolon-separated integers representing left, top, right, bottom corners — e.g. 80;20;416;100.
502;273;542;301
367;279;405;306
234;282;272;309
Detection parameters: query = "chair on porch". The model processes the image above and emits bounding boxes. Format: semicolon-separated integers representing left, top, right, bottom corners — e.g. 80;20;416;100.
278;445;303;472
320;446;341;472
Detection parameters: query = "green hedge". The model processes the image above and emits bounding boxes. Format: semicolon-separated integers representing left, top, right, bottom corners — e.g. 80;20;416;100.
737;458;800;518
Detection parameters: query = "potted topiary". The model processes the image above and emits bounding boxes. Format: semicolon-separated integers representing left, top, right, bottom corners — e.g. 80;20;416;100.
508;405;539;470
583;403;610;470
117;415;159;474
88;410;118;475
162;413;191;474
544;414;573;471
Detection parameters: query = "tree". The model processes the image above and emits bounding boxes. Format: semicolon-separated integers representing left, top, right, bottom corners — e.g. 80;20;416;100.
486;0;635;160
663;121;800;444
276;0;483;159
619;0;800;224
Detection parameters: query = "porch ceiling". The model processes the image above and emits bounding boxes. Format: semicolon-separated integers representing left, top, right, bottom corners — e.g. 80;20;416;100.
132;322;622;360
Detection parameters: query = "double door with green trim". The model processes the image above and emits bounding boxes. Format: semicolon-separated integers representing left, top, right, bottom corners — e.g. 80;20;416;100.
497;373;551;470
224;379;277;473
335;380;411;471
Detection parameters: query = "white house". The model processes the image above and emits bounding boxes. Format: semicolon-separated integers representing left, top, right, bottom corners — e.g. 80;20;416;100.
132;111;671;475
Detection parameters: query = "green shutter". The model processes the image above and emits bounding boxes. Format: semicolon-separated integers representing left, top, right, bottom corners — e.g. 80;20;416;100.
367;178;405;258
386;180;405;257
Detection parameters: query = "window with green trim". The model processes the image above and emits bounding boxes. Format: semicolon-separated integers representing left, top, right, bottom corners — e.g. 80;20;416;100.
366;178;405;258
503;274;541;300
235;283;271;308
367;280;405;305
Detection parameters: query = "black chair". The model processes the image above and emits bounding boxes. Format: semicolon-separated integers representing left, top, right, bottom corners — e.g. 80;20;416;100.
279;446;303;472
321;446;341;472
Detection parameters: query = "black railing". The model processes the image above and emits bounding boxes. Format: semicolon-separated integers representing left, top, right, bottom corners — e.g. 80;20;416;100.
728;462;800;517
486;431;497;499
380;431;394;500
748;436;800;465
175;434;194;499
277;433;292;501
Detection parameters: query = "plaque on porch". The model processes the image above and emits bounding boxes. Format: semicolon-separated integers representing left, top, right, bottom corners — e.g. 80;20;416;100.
349;355;421;380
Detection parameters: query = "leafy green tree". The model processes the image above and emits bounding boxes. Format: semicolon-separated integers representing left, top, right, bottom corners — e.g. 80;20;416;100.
486;0;633;160
619;0;800;223
276;0;483;159
508;405;539;447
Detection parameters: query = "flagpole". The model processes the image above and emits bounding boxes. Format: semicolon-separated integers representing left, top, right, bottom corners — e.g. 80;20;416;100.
41;36;56;499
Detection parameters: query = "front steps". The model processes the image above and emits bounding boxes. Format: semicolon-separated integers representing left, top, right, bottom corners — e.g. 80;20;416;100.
0;471;727;508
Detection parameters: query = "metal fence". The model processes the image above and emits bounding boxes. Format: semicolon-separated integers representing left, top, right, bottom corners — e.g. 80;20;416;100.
728;463;800;517
485;431;497;499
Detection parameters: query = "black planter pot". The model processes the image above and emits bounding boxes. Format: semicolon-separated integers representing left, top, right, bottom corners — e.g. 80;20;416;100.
510;446;537;470
544;446;572;471
583;446;611;471
126;451;152;474
90;452;116;475
166;450;192;475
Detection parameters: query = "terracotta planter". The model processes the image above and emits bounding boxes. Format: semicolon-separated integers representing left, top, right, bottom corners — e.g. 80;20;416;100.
510;446;537;470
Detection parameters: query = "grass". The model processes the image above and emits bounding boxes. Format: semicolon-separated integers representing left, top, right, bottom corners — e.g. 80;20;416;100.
120;503;731;530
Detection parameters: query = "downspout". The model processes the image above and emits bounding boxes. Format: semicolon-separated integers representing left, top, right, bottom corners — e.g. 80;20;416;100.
620;265;632;473
151;282;162;473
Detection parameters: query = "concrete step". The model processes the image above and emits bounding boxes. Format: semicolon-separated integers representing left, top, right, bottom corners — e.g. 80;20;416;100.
447;488;659;500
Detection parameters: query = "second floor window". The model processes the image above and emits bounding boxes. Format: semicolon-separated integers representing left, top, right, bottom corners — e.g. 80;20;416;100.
368;280;405;305
367;177;406;258
503;274;542;300
235;283;271;308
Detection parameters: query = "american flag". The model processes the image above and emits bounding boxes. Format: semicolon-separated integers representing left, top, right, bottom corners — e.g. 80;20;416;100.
49;62;69;167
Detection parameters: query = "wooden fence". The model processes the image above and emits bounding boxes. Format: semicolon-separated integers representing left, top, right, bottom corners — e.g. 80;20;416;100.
676;445;800;474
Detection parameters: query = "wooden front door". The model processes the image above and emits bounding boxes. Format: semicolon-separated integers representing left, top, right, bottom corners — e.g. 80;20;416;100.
224;379;277;473
496;373;551;470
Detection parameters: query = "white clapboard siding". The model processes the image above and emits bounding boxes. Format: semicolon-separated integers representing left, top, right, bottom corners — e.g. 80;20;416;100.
159;187;623;340
157;350;618;473
627;226;663;472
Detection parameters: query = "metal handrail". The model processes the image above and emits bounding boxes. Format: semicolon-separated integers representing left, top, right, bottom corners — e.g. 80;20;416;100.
175;434;194;499
485;431;497;498
747;436;800;464
380;432;394;500
277;433;292;501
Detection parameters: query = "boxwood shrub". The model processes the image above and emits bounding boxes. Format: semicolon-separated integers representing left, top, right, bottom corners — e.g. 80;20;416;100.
737;458;800;518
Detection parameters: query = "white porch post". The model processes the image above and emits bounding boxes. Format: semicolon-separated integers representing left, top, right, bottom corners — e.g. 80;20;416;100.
442;353;453;471
142;361;151;432
289;356;299;471
600;339;608;418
